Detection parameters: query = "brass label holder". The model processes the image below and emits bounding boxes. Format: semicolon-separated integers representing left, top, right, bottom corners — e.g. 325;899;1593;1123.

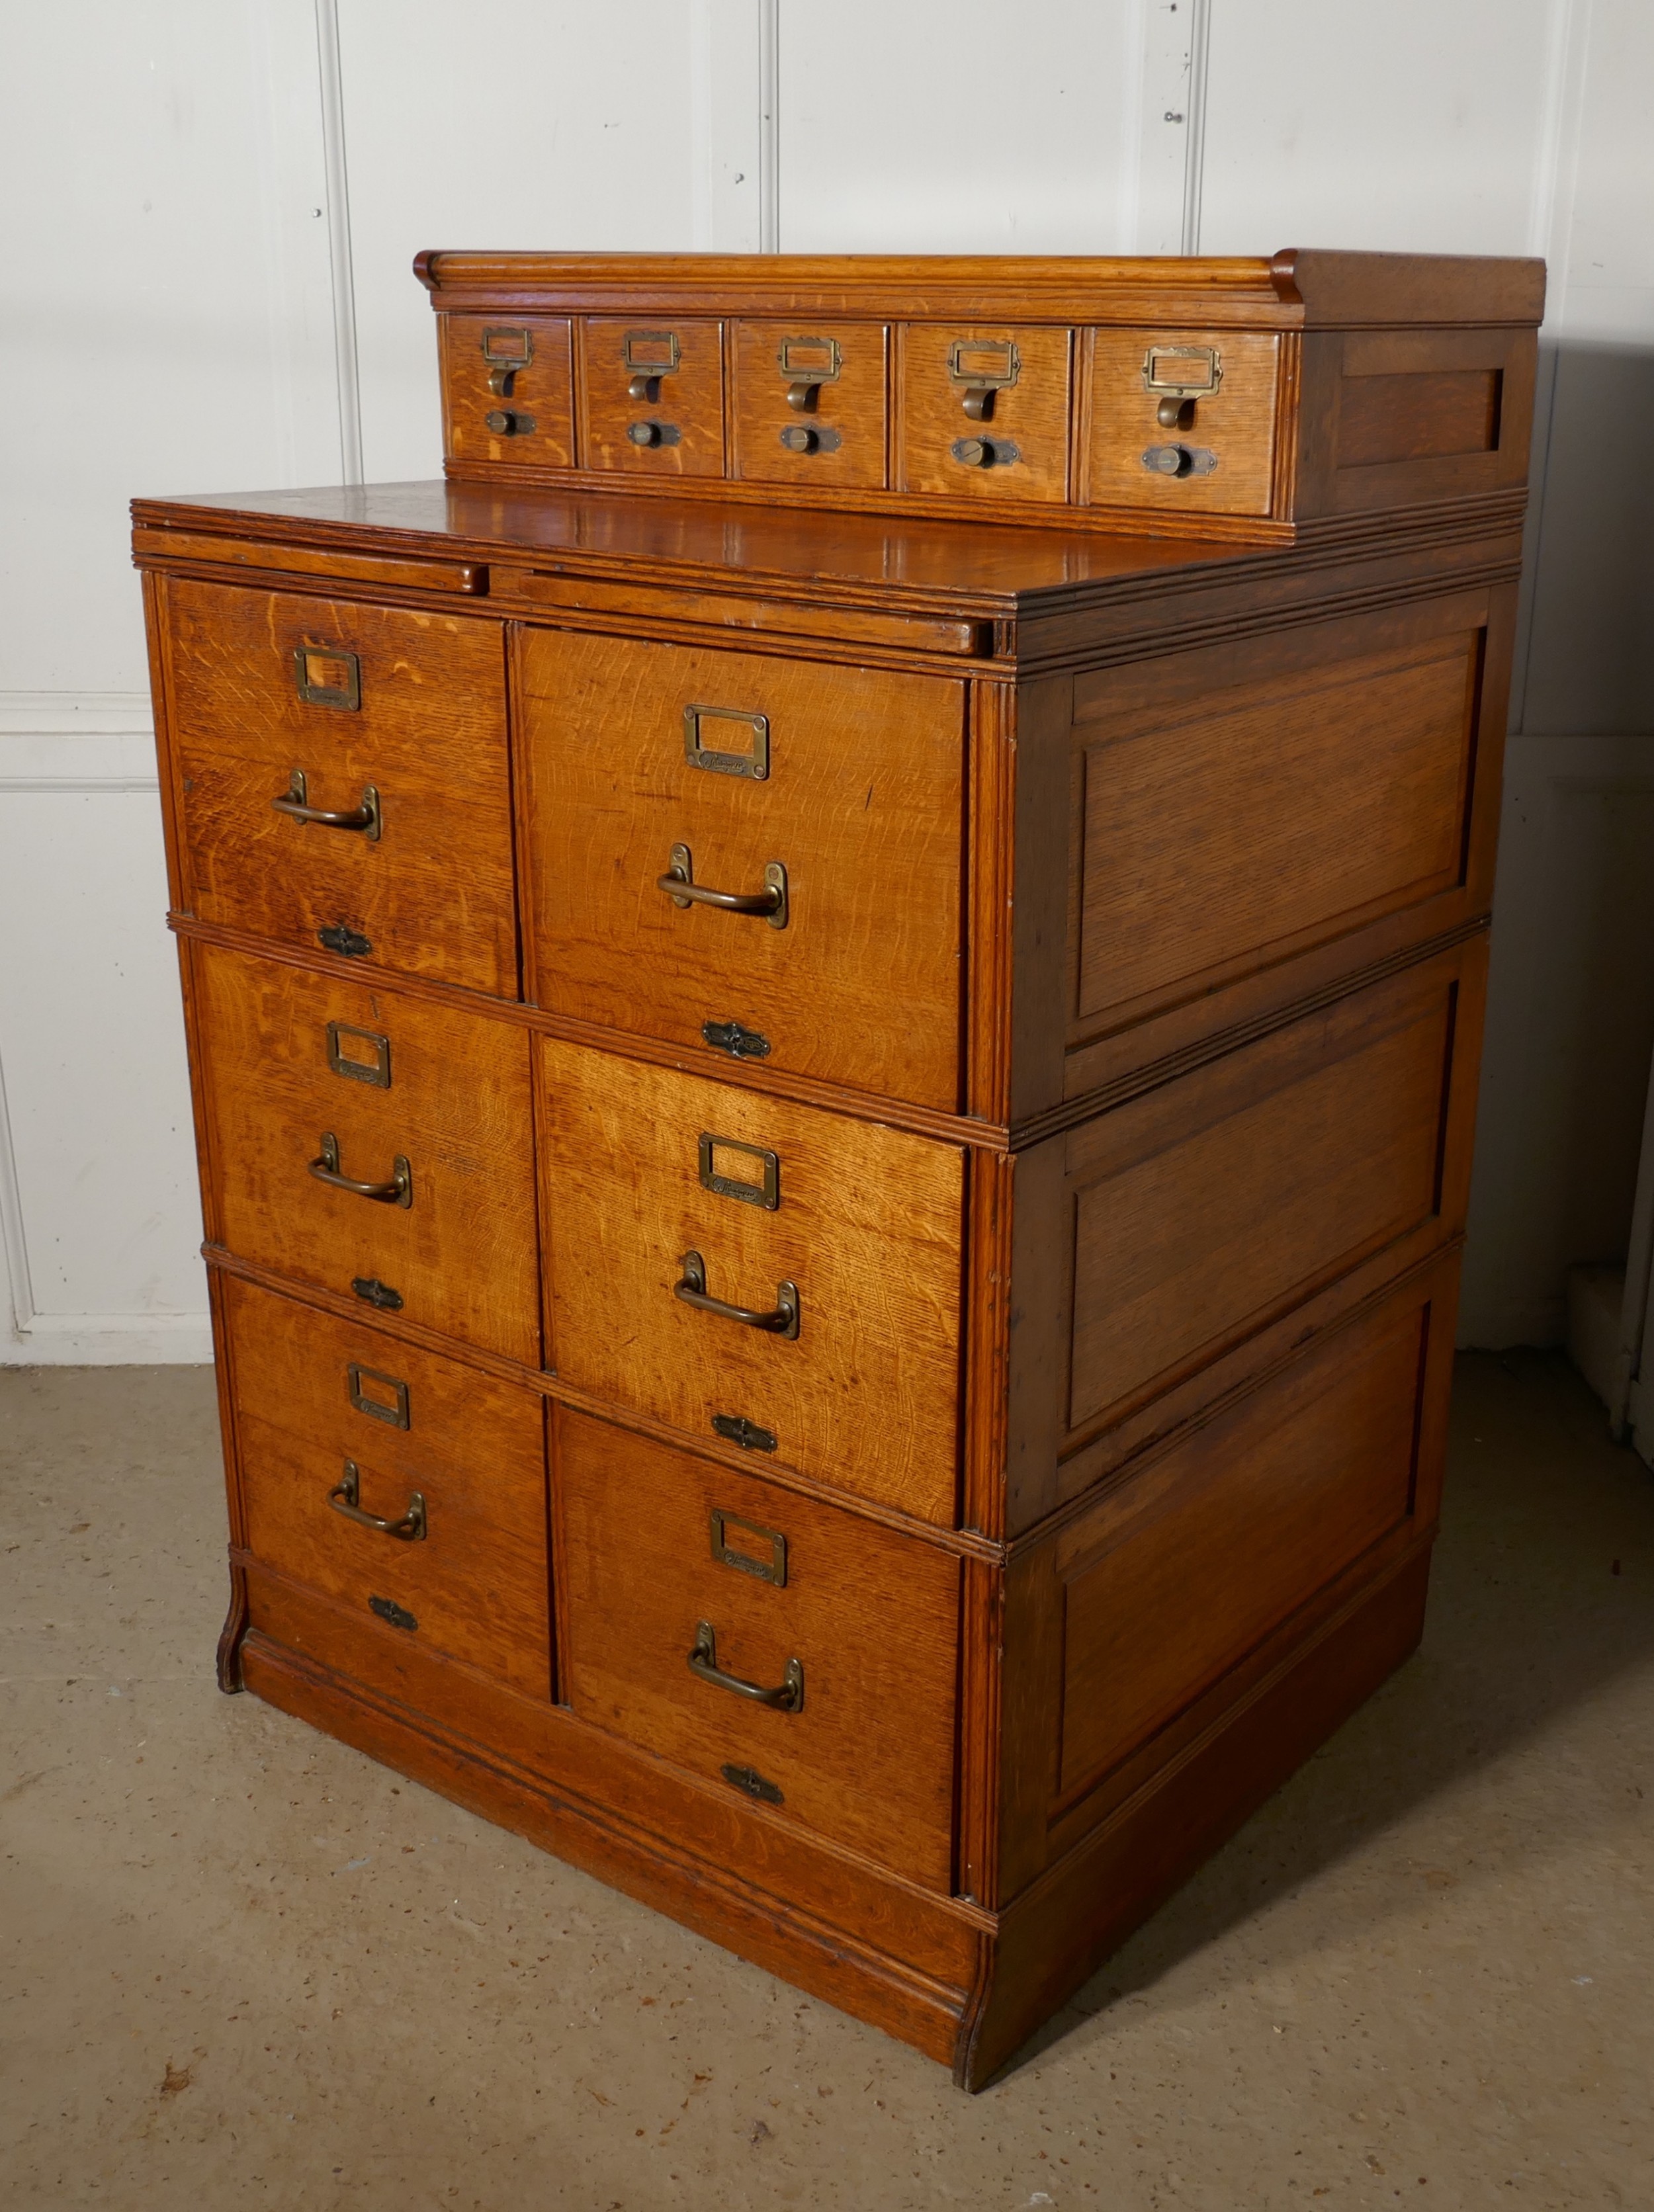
624;328;680;402
347;1363;410;1429
949;337;1021;422
683;704;769;780
292;647;361;711
699;1132;781;1211
1142;343;1223;429
777;333;842;412
326;1021;392;1089
481;325;533;397
710;1508;788;1587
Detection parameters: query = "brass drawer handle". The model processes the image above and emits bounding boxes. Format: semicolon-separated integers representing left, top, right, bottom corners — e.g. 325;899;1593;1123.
688;1621;803;1712
273;769;381;841
309;1131;413;1207
329;1459;427;1541
675;1250;799;1338
658;844;788;929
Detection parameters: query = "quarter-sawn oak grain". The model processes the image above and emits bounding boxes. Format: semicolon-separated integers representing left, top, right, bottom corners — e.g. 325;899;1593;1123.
136;244;1542;2094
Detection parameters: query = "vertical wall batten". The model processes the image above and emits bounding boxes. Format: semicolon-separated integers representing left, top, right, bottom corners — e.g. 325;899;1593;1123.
314;0;364;484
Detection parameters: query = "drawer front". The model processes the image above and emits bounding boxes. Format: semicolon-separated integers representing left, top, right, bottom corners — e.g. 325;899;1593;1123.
578;317;725;476
163;579;517;996
519;630;965;1111
537;1039;964;1523
897;324;1072;502
730;319;888;489
556;1408;959;1889
1086;329;1280;518
195;945;540;1364
442;312;576;468
224;1277;550;1698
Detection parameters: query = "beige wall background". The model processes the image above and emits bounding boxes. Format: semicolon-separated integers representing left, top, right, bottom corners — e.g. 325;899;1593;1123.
1;0;1649;1361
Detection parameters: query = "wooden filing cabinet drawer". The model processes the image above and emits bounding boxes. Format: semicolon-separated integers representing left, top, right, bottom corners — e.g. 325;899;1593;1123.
555;1409;960;1890
897;324;1072;502
729;320;889;489
1086;329;1280;518
441;312;576;468
537;1038;965;1523
224;1277;550;1699
577;318;725;476
518;630;965;1111
193;945;539;1363
161;579;517;996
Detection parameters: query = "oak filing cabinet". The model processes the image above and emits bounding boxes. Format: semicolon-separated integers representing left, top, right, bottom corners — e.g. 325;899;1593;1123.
135;248;1543;2086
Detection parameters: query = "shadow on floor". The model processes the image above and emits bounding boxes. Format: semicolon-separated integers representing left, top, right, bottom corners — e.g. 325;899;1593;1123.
1006;1348;1654;2075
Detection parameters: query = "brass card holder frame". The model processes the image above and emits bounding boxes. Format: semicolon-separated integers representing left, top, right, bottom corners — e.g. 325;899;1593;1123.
625;327;680;402
684;704;769;781
709;1508;788;1587
1142;343;1223;429
326;1020;392;1089
292;646;361;711
777;333;842;411
480;324;533;397
699;1132;781;1211
948;337;1021;421
347;1362;410;1429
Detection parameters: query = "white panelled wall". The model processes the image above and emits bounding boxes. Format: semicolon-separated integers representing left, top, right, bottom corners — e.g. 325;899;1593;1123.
1;0;1649;1361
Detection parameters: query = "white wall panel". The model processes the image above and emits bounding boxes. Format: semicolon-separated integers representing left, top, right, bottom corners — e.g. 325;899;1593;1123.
338;0;762;484
779;1;1139;253
0;0;336;1359
1197;0;1558;256
0;0;339;691
0;765;206;1363
1461;738;1654;1344
1;0;1649;1358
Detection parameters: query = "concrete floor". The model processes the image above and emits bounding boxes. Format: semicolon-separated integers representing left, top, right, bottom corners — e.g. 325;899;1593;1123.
1;1352;1650;2211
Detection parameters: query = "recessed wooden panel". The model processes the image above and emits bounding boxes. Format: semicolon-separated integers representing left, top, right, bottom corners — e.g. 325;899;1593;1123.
1085;328;1280;517
224;1277;550;1697
163;579;517;996
441;312;575;468
555;1408;959;1890
578;316;725;476
1055;1285;1430;1800
518;628;966;1111
896;324;1072;503
537;1038;964;1523
194;945;540;1364
1068;962;1455;1431
730;319;888;489
1338;369;1501;467
1074;628;1479;1029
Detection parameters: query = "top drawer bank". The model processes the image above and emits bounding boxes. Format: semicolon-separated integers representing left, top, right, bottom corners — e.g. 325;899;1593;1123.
159;578;518;998
421;249;1543;538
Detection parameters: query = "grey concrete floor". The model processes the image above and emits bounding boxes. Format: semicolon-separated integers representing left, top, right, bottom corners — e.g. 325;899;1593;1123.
1;1350;1650;2211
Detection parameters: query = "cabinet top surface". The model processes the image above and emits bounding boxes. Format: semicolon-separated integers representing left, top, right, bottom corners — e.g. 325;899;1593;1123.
412;247;1545;329
132;478;1254;609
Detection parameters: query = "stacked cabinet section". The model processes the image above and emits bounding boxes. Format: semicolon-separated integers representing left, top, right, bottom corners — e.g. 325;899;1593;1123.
140;445;1516;2085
